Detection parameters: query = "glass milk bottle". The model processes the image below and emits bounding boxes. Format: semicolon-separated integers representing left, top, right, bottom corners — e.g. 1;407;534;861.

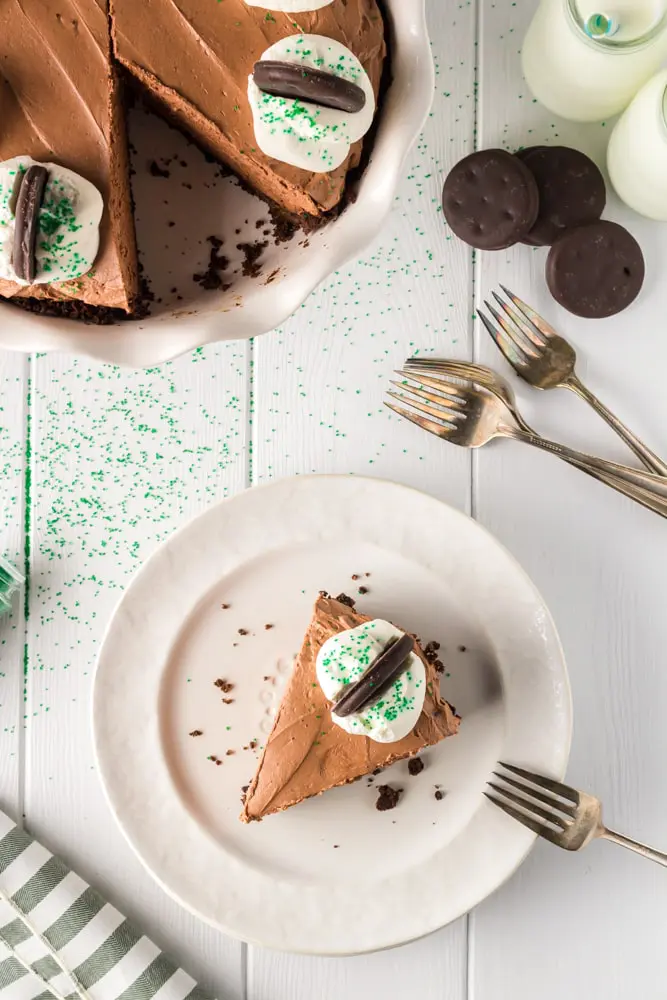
522;0;667;122
607;68;667;219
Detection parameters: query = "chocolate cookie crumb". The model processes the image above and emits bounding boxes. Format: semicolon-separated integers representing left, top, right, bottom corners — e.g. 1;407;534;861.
376;785;403;812
226;749;236;756
435;789;446;801
237;240;268;278
214;678;234;693
264;623;274;630
149;159;170;178
372;767;383;776
335;592;356;608
238;628;249;636
333;844;339;849
408;757;425;776
188;729;203;738
207;755;222;765
193;235;231;291
358;586;369;595
223;698;234;705
351;574;360;581
221;603;231;610
249;739;258;750
423;641;441;663
458;645;467;653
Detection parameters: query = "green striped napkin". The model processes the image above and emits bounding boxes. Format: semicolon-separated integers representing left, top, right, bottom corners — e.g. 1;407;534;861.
0;811;213;1000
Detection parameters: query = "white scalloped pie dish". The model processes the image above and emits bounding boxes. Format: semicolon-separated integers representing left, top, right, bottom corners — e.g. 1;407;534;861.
0;1;434;367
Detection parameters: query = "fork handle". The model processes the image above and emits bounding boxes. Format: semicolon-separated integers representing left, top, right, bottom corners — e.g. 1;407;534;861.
601;828;667;867
505;426;667;501
565;374;667;477
503;427;667;518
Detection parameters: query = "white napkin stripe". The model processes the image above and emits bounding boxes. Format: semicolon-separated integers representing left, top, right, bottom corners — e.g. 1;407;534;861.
1;846;52;899
150;969;196;1000
58;908;125;973
88;940;159;1000
27;877;88;937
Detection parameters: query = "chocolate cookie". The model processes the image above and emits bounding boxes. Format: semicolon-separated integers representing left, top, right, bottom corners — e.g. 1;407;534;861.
442;149;539;250
518;146;606;246
546;220;644;318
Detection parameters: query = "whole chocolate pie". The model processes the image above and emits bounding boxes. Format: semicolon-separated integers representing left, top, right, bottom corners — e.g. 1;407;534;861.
0;0;386;318
241;593;460;822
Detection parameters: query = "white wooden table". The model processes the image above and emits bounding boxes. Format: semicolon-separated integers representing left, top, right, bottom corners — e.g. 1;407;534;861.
2;1;667;996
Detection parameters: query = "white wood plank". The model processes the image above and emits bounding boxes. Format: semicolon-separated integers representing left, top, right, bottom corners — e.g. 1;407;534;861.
24;345;249;1000
248;930;466;1000
0;351;27;821
473;1;667;998
249;1;475;994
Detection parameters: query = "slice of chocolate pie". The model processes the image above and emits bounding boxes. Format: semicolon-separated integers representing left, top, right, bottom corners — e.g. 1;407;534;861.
241;593;460;822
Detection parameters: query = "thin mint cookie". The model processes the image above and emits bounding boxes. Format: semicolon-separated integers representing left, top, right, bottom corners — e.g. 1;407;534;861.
518;146;606;246
442;149;539;250
546;220;644;318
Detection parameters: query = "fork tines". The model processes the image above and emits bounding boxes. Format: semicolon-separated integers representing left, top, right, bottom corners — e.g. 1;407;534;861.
485;761;579;843
478;286;557;368
385;370;468;438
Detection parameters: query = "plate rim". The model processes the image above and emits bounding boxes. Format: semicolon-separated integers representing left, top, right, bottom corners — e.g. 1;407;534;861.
92;474;573;954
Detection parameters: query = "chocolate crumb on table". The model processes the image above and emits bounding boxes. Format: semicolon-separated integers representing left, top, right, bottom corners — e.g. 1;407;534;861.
408;757;425;776
223;697;234;705
376;785;403;812
226;749;236;756
435;789;446;801
358;586;369;595
238;628;249;636
458;645;467;653
188;729;203;737
335;592;356;608
221;603;231;610
214;678;234;693
351;574;360;581
264;623;274;630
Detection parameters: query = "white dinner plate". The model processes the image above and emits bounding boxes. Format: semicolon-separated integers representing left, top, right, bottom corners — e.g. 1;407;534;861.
93;476;572;955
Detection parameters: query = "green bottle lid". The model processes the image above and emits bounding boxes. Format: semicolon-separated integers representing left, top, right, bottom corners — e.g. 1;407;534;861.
0;555;23;615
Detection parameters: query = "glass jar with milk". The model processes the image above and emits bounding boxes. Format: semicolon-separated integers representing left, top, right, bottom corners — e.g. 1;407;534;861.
522;0;667;122
607;69;667;219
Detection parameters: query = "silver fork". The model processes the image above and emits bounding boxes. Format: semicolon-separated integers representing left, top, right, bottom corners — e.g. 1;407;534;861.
479;286;667;476
487;763;667;866
403;358;667;497
385;370;667;517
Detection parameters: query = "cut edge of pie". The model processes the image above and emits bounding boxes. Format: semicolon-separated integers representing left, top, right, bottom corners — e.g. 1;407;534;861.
241;593;460;823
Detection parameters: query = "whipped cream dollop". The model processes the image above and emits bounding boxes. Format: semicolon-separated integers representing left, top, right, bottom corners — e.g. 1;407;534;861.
245;1;333;9
316;619;426;743
0;157;103;285
248;34;375;172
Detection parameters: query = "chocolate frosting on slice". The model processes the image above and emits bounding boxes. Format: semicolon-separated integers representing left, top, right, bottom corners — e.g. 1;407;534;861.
13;165;48;283
253;60;367;113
